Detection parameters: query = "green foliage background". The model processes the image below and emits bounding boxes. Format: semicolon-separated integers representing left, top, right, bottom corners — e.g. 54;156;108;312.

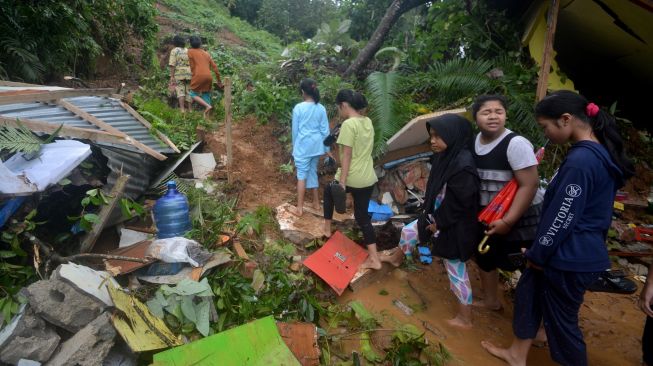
0;0;158;82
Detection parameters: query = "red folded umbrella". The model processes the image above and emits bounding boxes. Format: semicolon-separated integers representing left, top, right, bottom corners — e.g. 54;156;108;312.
478;146;546;254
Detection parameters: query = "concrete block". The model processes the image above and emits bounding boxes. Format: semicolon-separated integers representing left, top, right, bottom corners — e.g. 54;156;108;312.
23;278;105;333
0;305;60;365
46;312;115;366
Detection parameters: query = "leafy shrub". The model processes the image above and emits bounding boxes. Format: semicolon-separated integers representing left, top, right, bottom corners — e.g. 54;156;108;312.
134;97;213;151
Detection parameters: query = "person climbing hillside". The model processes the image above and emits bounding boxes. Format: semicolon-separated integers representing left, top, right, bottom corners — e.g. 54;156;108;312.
482;90;634;366
167;35;191;113
289;78;330;217
187;35;222;119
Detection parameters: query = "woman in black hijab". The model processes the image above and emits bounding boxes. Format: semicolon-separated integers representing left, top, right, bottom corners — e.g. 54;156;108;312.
398;113;480;329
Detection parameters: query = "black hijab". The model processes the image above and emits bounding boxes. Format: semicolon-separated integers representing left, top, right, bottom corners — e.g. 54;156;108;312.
422;114;476;214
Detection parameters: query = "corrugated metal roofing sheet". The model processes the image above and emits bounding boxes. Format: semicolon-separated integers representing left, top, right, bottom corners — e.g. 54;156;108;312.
0;96;173;154
100;146;162;200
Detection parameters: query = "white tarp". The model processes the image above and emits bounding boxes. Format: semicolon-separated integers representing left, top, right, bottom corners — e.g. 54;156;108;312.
0;139;91;195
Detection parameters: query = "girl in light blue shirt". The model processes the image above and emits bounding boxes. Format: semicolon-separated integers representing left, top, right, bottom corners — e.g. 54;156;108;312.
290;78;330;216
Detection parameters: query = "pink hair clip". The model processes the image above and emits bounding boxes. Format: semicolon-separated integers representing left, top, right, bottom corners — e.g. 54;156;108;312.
586;102;599;117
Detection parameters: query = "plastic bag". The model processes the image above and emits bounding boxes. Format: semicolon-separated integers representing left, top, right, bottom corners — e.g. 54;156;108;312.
146;237;212;267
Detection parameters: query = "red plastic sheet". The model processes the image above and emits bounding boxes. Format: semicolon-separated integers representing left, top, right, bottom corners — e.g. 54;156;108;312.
302;231;368;295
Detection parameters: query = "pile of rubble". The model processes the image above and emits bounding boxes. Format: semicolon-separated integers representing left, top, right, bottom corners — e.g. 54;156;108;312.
0;263;132;365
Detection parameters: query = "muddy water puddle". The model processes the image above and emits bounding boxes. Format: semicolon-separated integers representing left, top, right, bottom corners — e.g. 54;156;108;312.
337;262;644;365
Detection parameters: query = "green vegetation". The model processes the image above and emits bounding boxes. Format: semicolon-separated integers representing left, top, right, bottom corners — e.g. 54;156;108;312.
0;0;158;82
0;210;39;325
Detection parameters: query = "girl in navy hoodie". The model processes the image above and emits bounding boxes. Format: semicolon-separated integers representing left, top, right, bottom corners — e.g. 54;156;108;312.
482;90;634;366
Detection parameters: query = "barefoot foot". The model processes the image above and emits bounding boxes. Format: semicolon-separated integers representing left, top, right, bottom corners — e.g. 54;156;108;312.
203;106;213;119
288;205;303;217
532;327;548;348
481;341;525;366
473;299;503;311
360;256;382;270
446;316;472;330
380;248;404;267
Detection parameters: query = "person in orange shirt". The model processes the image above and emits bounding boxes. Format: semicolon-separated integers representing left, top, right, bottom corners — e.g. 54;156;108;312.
187;35;222;119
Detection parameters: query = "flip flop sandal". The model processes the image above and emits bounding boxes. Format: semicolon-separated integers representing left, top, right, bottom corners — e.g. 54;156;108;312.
329;181;347;214
588;271;638;294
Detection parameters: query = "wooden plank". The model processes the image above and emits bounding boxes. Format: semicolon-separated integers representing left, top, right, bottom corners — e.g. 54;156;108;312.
0;116;129;145
224;77;234;183
232;239;250;260
349;262;394;292
0;88;114;105
58;99;167;161
277;322;320;366
535;0;560;101
119;101;181;153
79;175;131;253
0;80;43;87
57;99;127;137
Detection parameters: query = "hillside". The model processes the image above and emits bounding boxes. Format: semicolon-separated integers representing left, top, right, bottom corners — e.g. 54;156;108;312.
155;0;283;75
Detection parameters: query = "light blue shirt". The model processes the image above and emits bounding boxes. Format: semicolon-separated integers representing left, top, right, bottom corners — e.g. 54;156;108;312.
291;101;330;159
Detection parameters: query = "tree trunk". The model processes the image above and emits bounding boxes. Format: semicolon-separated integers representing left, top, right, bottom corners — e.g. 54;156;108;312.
344;0;428;77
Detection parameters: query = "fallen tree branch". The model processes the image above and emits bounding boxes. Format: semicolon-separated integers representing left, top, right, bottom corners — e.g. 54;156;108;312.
25;233;149;265
79;175;130;253
63;253;150;263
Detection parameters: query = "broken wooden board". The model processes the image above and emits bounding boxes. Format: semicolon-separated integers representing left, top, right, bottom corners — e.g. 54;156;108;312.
349;262;395;292
276;203;351;246
303;231;368;296
277;322;320;366
276;203;325;245
153;316;300;366
232;239;250;260
348;248;401;292
0;88;114;105
105;240;154;275
108;285;182;352
301;205;352;222
0;116;129;145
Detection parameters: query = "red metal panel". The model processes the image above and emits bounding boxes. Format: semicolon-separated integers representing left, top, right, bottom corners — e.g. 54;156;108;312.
302;231;368;296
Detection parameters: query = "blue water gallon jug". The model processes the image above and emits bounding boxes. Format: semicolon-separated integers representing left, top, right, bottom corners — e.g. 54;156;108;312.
153;181;192;239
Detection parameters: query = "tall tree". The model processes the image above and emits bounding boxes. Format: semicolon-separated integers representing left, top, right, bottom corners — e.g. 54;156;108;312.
344;0;429;77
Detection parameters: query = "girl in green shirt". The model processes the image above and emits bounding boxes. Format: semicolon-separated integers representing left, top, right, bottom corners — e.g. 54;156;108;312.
324;90;399;270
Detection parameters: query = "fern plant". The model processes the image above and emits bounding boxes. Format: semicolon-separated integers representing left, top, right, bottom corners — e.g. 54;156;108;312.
366;71;407;158
0;123;43;153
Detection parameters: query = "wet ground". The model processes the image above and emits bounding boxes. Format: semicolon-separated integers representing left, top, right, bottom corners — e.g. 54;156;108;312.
337;261;645;365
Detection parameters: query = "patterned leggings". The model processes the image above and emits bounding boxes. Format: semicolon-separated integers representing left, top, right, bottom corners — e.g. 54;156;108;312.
399;220;472;305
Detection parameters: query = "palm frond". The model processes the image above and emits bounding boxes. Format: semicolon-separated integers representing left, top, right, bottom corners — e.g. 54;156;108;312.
403;58;493;106
366;71;406;158
0;36;44;82
0;122;43;153
507;94;545;147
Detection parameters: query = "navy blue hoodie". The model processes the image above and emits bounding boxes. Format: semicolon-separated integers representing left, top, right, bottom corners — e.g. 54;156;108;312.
526;141;625;272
